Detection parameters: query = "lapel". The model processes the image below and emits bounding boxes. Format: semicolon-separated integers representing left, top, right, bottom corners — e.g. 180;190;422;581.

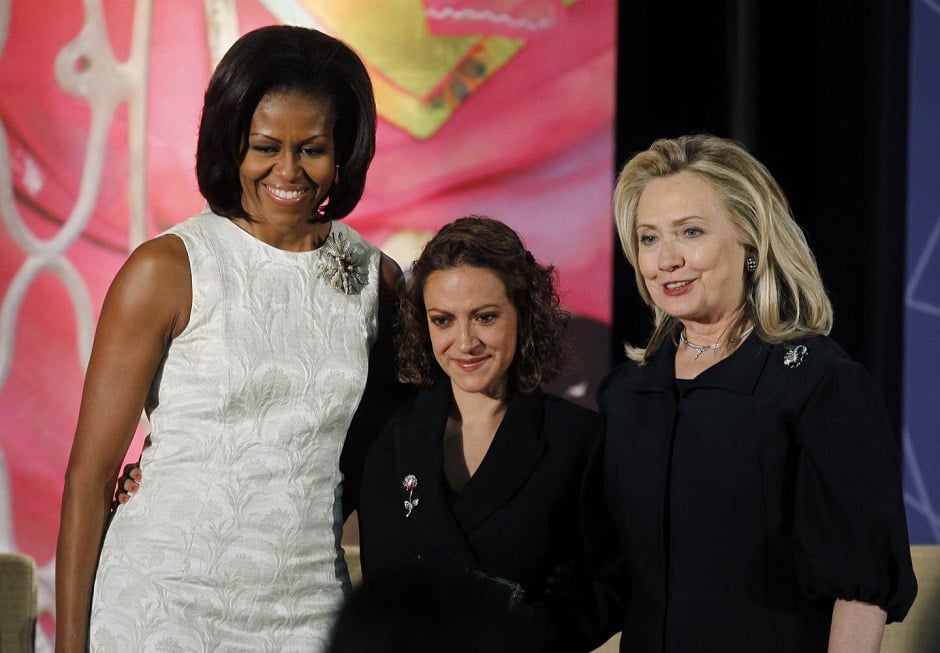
625;330;771;396
393;379;483;569
452;389;547;532
686;330;770;394
625;338;678;395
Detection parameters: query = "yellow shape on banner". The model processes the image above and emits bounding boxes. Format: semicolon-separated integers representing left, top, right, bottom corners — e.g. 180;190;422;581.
301;0;523;139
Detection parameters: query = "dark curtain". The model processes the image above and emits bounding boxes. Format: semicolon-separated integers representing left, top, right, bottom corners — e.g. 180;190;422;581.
612;0;910;430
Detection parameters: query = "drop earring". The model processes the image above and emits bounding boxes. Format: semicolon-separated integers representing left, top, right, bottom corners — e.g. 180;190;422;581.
745;256;757;273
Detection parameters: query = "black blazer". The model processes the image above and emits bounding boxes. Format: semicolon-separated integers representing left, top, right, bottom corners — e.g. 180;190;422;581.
357;378;614;651
596;334;917;652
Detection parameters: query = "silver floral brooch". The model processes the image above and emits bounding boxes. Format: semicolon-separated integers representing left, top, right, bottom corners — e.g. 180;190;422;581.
784;345;808;368
403;474;419;517
317;231;368;295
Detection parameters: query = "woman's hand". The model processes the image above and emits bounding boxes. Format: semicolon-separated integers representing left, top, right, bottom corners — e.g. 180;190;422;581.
545;559;592;613
114;462;142;507
112;434;151;509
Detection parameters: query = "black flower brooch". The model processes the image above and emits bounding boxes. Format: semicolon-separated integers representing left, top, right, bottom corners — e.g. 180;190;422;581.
317;231;368;295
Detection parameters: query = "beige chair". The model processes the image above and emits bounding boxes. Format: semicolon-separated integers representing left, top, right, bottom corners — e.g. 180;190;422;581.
883;544;940;653
344;544;362;587
0;552;37;653
593;633;620;652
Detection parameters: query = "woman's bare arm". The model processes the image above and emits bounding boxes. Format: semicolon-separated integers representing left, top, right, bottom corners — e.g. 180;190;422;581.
828;598;887;653
55;235;190;652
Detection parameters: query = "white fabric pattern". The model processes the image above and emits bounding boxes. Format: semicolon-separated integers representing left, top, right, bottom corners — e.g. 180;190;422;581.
89;212;380;652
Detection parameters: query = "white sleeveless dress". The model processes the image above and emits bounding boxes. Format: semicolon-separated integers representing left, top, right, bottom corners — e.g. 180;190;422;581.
89;212;380;652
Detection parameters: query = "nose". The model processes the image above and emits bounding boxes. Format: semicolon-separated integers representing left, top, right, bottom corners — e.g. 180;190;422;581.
274;150;301;180
457;321;479;353
657;238;683;271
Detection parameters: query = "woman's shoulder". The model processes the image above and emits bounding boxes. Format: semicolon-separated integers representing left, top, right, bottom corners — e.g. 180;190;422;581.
360;385;432;481
99;227;192;337
140;211;232;271
370;383;437;439
159;209;221;236
537;392;604;445
540;392;601;422
600;358;645;381
123;229;191;281
596;357;649;401
749;335;887;418
331;219;381;255
329;222;394;299
767;333;847;357
760;334;863;379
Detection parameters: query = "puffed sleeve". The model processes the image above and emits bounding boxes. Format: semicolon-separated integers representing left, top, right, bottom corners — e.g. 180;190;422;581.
792;357;917;622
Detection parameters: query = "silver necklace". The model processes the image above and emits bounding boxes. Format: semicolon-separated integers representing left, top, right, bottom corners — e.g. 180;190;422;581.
680;324;755;360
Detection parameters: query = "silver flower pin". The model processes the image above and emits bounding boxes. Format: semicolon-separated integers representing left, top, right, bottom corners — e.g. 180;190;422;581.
403;474;419;517
317;231;368;295
784;345;808;368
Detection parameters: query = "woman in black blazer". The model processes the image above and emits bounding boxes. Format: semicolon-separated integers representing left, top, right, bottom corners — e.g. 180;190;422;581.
356;216;615;652
597;134;917;652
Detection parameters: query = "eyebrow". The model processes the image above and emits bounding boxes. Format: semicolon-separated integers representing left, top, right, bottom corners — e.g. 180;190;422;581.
426;303;504;314
248;132;331;142
635;215;703;230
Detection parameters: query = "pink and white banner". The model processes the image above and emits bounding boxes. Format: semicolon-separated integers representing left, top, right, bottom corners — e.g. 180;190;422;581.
0;0;615;644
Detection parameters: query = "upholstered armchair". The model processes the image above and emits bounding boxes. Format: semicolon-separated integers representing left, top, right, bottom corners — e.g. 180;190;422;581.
0;552;36;653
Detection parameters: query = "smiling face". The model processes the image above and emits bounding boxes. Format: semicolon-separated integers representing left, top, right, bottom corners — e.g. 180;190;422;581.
635;171;748;332
239;91;336;230
424;266;519;400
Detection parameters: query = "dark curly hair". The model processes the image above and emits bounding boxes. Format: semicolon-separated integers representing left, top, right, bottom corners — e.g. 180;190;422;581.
196;25;376;222
396;216;571;393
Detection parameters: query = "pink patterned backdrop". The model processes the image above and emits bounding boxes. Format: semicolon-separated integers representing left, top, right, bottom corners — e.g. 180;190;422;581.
0;0;614;645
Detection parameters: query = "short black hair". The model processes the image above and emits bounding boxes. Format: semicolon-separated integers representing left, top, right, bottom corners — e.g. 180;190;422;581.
195;25;376;221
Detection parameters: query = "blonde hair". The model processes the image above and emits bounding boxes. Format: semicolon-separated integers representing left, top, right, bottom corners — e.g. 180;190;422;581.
613;134;833;363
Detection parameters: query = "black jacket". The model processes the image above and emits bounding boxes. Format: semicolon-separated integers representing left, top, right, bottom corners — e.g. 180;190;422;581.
596;334;917;652
358;378;617;651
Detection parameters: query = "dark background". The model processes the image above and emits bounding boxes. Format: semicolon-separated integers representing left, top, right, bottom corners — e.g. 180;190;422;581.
611;0;910;429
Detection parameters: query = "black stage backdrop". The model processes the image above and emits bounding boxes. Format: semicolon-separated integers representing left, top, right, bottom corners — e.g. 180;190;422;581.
612;0;909;431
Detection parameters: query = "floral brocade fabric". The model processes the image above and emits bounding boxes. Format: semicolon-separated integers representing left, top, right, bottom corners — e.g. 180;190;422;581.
89;212;380;652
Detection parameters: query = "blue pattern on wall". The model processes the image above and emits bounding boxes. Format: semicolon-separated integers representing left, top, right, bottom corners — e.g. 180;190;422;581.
903;0;940;544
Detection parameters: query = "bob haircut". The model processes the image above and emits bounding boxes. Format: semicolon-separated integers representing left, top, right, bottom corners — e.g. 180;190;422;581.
613;134;833;363
196;25;376;221
397;216;571;394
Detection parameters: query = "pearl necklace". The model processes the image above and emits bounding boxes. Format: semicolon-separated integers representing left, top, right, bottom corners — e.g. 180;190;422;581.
680;325;755;360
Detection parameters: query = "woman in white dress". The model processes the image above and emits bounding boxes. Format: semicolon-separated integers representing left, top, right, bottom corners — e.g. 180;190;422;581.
55;25;400;652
